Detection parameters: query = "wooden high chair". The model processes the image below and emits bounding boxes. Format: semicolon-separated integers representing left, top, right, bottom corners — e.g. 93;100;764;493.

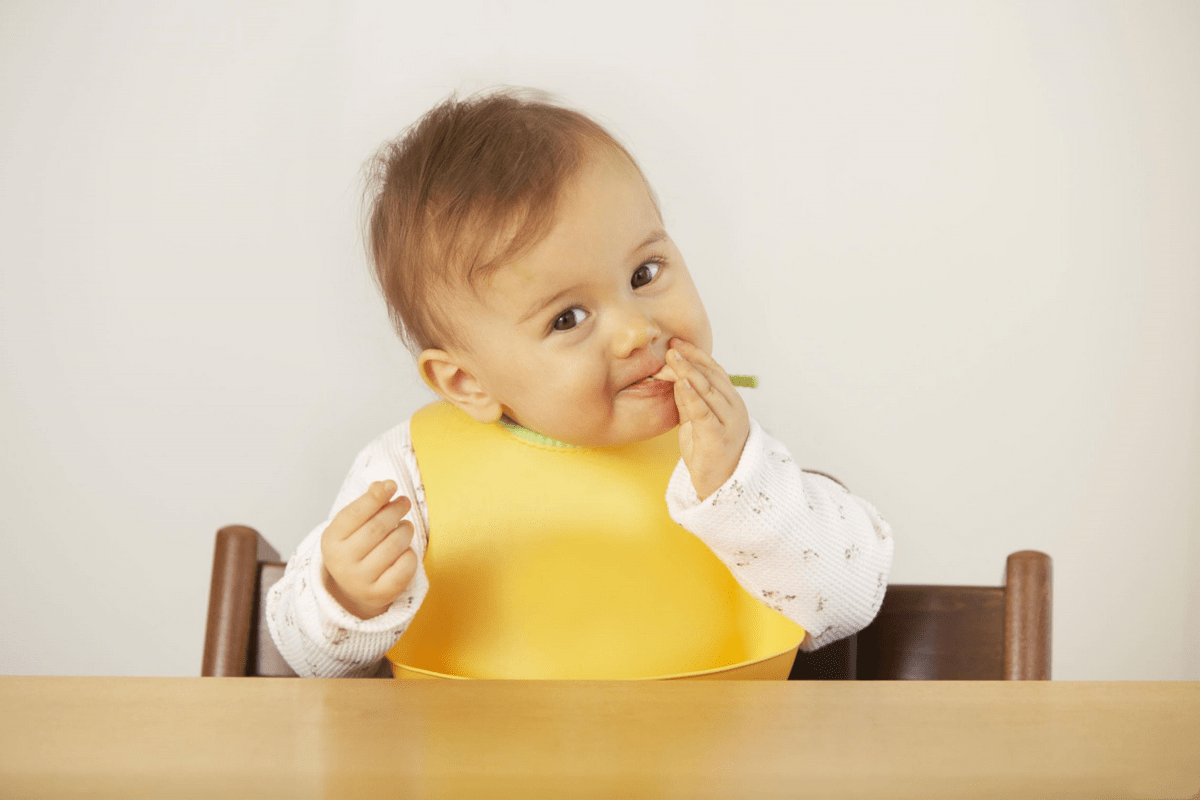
202;526;1051;680
790;550;1052;680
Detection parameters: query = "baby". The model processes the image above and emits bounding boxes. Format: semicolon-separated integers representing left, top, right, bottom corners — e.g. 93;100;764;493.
266;87;894;679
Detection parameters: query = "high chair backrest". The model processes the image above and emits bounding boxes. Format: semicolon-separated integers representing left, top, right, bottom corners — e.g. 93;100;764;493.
204;528;1051;680
790;550;1053;680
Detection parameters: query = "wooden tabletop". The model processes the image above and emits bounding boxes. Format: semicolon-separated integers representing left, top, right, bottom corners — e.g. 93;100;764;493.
1;677;1197;799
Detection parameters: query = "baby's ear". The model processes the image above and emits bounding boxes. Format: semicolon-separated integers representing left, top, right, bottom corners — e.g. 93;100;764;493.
417;349;503;424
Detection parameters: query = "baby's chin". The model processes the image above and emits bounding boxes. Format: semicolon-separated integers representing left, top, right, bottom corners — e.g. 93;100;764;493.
541;409;680;449
616;401;681;445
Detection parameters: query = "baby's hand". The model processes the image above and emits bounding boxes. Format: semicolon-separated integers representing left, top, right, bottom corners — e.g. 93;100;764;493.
666;338;751;501
320;480;419;620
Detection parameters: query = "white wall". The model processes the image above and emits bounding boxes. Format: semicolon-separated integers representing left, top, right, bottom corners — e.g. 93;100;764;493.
1;1;1196;680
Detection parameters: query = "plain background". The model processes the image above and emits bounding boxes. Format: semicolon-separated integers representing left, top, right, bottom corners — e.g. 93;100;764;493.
1;1;1197;680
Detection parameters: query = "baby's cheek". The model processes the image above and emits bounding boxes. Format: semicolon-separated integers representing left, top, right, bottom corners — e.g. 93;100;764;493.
693;318;715;357
578;365;617;403
672;309;713;357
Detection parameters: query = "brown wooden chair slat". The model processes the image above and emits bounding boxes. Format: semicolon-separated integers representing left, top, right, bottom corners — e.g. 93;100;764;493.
202;526;295;677
790;550;1052;680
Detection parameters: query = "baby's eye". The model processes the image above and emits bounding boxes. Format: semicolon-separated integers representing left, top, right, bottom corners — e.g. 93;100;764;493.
552;307;588;332
631;259;662;288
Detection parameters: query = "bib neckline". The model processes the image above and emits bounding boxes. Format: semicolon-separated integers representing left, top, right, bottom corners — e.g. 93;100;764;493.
496;416;580;449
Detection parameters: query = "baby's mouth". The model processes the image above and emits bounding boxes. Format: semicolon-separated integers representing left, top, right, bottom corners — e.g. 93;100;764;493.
624;363;678;390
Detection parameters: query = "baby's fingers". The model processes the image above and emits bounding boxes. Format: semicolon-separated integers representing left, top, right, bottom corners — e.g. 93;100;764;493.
344;497;413;562
674;372;719;427
372;548;420;602
348;542;418;613
327;481;402;543
360;517;414;572
669;349;727;425
669;340;739;405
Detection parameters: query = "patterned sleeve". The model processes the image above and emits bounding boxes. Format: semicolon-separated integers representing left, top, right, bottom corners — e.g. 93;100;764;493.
264;418;432;677
665;418;895;651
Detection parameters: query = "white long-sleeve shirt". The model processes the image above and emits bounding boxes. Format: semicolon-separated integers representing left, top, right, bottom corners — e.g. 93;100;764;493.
266;416;895;678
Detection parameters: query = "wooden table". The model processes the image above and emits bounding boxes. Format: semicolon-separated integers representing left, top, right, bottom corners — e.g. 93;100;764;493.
1;677;1197;799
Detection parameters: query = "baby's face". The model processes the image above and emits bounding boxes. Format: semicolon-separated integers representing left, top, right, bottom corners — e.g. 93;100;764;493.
438;150;712;447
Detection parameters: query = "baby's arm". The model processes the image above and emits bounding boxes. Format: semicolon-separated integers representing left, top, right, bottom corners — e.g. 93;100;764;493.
265;420;431;677
666;418;894;652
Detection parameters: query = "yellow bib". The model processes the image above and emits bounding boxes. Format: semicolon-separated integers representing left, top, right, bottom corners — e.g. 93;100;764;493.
387;401;804;680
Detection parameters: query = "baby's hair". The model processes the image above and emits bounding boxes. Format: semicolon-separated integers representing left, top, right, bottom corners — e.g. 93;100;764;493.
361;85;661;356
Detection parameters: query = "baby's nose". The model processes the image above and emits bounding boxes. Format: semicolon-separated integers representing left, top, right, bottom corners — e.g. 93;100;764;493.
611;316;662;357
